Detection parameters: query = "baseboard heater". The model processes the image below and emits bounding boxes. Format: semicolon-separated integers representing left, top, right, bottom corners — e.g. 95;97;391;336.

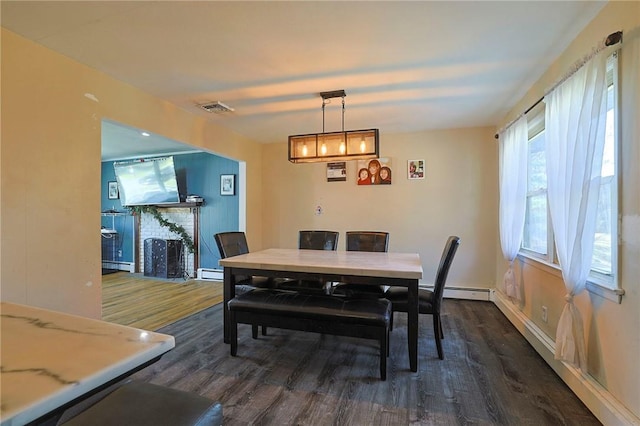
419;284;492;301
193;271;492;300
102;261;134;273
197;268;224;281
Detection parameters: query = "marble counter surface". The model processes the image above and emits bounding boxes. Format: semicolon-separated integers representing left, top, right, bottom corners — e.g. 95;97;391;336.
0;302;175;426
219;248;423;279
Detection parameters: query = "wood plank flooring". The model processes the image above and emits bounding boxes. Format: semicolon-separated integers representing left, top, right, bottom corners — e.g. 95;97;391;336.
102;272;223;330
131;299;601;425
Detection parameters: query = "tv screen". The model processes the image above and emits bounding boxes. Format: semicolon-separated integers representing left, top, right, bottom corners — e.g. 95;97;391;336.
114;156;181;206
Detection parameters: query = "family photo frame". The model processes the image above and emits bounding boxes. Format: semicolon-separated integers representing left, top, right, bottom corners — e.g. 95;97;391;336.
356;157;392;185
220;174;235;195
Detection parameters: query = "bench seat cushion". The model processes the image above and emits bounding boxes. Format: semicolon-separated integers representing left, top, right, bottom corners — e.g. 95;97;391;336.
228;289;390;326
228;289;391;380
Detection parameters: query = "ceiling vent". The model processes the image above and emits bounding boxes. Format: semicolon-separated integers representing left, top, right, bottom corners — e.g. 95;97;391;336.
198;101;235;113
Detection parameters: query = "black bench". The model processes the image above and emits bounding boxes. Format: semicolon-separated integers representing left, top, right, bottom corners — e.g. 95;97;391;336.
228;289;391;380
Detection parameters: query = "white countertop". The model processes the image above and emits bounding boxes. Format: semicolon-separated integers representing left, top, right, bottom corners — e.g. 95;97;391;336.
0;302;175;426
219;248;423;279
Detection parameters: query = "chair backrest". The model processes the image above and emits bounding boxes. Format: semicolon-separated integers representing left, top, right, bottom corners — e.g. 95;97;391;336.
214;232;249;259
433;236;461;312
345;231;389;252
298;230;339;251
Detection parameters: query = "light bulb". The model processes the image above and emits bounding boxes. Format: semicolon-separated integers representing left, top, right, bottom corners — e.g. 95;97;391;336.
339;142;346;154
321;143;327;155
360;138;366;153
302;143;308;156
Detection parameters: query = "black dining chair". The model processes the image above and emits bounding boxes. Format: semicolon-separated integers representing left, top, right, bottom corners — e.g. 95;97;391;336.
345;231;389;252
214;231;274;294
299;230;339;251
278;230;339;294
384;235;460;360
332;231;389;297
215;231;275;337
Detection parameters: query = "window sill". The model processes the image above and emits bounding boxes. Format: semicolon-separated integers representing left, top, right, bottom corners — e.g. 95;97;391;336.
517;252;562;277
585;282;625;304
517;253;624;304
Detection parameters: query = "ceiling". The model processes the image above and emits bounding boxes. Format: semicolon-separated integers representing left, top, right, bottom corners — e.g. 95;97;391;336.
1;1;606;161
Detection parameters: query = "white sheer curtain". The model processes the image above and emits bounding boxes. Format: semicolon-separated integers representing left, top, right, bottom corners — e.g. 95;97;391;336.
499;116;528;301
545;51;608;370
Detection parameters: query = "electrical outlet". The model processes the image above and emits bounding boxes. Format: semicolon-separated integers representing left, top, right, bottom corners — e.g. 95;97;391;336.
541;306;548;323
117;249;122;258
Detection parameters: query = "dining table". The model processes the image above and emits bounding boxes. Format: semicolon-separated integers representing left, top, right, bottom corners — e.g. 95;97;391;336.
219;248;423;372
0;301;175;426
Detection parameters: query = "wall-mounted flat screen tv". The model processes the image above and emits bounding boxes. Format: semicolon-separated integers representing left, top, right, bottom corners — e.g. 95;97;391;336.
114;156;180;206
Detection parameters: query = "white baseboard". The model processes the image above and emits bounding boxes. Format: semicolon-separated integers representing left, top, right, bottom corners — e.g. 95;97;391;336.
197;268;223;281
494;291;639;426
421;284;492;301
102;261;134;273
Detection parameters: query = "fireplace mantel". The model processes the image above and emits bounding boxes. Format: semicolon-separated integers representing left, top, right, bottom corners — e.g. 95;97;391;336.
149;202;203;209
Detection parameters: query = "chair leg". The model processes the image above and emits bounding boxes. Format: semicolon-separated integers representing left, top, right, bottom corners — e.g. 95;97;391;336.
380;329;387;381
230;312;238;356
433;314;444;360
387;328;390;357
389;311;394;331
251;325;268;338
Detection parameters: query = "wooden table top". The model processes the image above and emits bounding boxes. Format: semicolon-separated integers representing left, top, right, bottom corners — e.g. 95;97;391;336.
0;302;175;426
219;248;423;280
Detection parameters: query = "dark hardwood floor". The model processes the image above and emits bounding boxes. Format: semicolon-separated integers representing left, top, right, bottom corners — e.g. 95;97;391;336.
132;299;600;425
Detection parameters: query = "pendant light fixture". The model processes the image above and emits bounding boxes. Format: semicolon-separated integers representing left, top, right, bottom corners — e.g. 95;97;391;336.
288;90;379;163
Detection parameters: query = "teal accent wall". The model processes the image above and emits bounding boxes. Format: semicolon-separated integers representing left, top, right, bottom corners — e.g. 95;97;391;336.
101;152;240;272
100;166;134;264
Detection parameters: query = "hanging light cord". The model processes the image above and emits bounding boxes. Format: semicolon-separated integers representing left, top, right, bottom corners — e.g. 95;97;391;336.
322;98;326;133
342;95;345;132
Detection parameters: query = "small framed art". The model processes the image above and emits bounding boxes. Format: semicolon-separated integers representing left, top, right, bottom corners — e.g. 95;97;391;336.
408;160;425;180
108;181;119;199
220;174;235;195
327;162;347;182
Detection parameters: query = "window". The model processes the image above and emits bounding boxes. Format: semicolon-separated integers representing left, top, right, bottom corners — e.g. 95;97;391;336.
591;52;618;286
522;103;551;261
521;52;618;290
523;130;548;256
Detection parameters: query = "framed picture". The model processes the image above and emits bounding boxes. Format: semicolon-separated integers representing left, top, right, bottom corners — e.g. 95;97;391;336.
356;157;392;185
327;162;347;182
220;174;235;195
108;181;119;199
408;160;425;180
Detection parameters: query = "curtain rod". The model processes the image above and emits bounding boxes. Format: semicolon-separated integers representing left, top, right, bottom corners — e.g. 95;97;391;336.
494;30;623;139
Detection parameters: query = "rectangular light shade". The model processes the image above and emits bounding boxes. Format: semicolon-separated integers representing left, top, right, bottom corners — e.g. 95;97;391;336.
288;129;379;163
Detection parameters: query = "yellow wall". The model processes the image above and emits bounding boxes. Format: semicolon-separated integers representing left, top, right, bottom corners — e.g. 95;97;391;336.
261;128;498;290
0;28;265;318
494;2;640;422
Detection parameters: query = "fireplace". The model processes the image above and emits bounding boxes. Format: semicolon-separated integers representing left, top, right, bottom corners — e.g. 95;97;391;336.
136;205;200;277
144;238;184;278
